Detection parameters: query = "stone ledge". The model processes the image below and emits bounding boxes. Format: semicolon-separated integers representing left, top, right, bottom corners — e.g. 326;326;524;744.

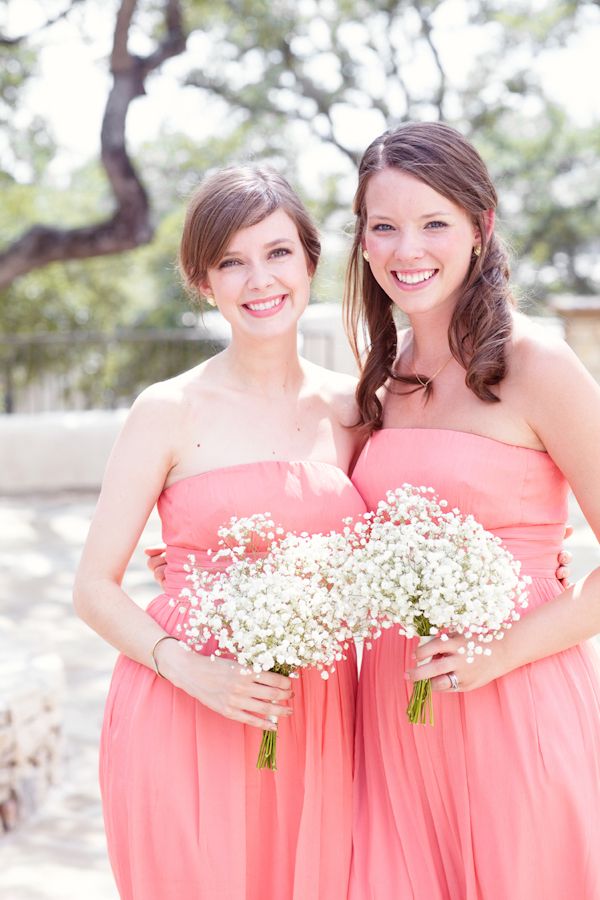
0;640;64;834
0;408;128;494
551;295;600;316
550;295;600;384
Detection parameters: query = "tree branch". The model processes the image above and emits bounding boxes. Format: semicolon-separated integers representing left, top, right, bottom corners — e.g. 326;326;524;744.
414;1;447;120
186;68;360;166
0;0;86;47
0;0;187;290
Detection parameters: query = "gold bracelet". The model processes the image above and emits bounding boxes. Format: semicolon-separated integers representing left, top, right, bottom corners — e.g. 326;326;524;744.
151;635;178;678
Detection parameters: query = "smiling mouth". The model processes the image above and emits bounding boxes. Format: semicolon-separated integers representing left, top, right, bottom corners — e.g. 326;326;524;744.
392;269;437;285
243;295;286;312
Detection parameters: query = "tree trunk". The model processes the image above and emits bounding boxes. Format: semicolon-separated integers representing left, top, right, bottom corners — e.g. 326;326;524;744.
0;0;186;291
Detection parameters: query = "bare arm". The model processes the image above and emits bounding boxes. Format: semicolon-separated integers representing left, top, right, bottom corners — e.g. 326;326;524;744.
73;386;292;726
73;387;176;662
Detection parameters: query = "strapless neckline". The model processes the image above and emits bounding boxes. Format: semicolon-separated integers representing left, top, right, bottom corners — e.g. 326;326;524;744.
366;427;549;456
162;458;351;495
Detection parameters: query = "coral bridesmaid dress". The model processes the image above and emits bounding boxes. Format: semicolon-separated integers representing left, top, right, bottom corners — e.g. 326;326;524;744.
100;460;366;900
350;428;600;900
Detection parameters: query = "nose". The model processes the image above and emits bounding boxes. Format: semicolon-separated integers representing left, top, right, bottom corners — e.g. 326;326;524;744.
392;228;425;262
247;260;275;291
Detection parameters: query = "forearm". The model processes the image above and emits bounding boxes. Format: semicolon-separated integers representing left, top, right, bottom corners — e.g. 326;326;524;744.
73;576;175;673
502;567;600;672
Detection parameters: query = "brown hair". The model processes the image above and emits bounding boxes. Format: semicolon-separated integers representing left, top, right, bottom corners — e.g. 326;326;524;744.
179;165;321;298
343;121;515;432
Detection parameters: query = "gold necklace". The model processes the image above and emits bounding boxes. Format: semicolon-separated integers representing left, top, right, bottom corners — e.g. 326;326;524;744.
411;349;453;389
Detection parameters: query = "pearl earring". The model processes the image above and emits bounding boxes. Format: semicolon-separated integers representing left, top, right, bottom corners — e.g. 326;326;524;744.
362;250;370;262
205;295;216;307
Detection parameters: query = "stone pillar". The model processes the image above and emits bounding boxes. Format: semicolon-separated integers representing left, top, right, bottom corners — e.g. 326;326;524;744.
551;296;600;383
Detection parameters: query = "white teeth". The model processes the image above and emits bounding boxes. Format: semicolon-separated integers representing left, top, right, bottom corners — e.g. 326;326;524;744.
394;270;436;285
246;296;283;311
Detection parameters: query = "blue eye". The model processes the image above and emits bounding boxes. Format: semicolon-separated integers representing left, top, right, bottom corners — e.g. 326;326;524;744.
218;258;240;268
270;247;291;258
425;221;447;229
372;223;393;232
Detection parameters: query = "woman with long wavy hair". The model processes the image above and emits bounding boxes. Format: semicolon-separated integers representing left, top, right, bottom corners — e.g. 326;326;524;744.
345;122;600;900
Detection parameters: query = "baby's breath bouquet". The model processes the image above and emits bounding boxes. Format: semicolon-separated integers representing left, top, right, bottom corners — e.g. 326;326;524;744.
179;514;379;769
341;486;531;725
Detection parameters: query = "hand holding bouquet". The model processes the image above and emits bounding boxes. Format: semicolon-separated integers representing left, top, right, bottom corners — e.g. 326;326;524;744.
179;514;379;768
341;485;531;724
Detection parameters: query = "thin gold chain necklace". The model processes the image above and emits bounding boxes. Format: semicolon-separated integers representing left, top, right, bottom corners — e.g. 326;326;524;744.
410;347;453;389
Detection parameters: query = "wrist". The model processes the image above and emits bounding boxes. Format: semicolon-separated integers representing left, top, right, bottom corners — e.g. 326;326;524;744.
495;623;526;676
151;634;183;679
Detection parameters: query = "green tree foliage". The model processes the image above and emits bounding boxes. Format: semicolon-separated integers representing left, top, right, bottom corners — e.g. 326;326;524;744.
183;0;600;298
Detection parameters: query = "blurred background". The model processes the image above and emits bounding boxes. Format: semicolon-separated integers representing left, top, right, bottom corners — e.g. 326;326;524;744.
1;0;599;896
2;0;600;417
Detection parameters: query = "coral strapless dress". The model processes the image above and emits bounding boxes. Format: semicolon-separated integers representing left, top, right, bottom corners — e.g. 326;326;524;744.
350;429;600;900
99;460;367;900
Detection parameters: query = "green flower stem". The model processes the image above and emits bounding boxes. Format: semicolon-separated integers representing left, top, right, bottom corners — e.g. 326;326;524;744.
406;618;435;725
256;662;293;770
256;729;278;770
407;678;434;725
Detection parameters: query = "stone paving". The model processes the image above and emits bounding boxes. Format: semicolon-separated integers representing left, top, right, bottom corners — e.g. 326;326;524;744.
0;490;599;899
0;491;161;900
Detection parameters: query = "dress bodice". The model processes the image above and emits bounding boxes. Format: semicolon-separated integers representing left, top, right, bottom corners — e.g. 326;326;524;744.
157;459;367;596
352;428;569;577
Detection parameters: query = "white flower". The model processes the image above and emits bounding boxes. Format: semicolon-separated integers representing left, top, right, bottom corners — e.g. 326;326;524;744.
340;485;530;661
179;514;381;681
178;484;530;715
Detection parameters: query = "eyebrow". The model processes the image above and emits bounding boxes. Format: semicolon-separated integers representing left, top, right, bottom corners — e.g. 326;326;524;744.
220;238;295;257
368;210;453;220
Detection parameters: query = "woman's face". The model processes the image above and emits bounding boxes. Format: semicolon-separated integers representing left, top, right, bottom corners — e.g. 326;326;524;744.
362;167;480;320
202;208;312;339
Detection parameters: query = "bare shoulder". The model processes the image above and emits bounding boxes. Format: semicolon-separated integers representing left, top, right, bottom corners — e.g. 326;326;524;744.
131;358;216;416
510;312;592;390
509;311;600;457
122;362;213;446
509;317;600;514
302;359;359;426
129;376;186;424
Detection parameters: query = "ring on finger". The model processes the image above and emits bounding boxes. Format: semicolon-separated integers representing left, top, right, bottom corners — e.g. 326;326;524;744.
268;714;278;725
447;672;460;691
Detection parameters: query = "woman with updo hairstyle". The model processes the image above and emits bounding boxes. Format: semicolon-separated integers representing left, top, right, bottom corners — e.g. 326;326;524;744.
345;122;600;899
74;165;367;900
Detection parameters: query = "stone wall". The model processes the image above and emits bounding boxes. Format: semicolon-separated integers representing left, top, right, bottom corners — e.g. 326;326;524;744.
0;636;64;833
0;408;128;494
